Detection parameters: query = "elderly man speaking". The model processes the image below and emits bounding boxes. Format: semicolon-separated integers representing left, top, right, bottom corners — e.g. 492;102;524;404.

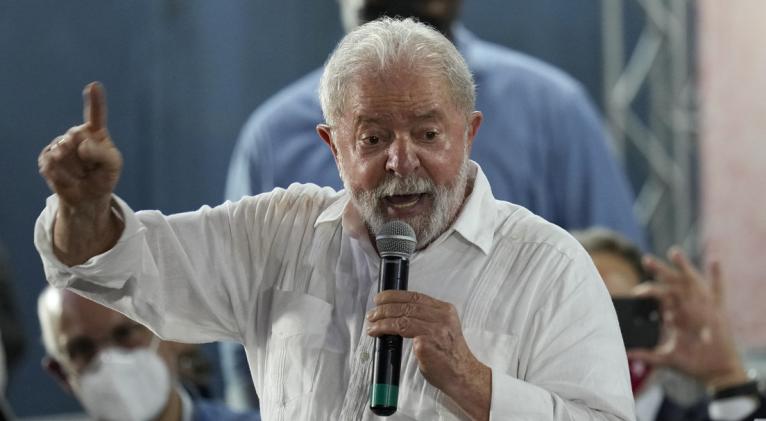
35;18;633;420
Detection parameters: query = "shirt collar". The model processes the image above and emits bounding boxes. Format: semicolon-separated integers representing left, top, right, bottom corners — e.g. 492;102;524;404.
314;186;376;253
314;190;348;227
447;161;496;255
314;161;496;255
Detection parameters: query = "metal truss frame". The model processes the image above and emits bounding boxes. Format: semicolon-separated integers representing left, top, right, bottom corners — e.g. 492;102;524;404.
601;0;698;255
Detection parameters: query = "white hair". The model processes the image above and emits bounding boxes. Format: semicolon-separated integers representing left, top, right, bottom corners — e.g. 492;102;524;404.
38;286;65;361
319;17;475;126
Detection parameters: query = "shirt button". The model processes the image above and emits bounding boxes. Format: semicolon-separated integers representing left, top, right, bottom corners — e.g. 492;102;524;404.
360;351;370;362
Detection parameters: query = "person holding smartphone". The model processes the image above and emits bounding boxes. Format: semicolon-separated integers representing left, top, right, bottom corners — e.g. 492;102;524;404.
573;228;766;421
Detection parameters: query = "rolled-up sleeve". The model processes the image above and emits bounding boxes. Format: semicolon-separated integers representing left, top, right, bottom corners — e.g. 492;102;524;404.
36;195;146;290
34;194;254;344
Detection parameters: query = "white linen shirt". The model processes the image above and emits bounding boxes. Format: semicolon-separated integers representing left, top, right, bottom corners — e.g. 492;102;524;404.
35;163;635;420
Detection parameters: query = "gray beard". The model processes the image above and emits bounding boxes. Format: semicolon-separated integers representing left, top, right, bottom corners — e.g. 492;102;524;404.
343;157;471;250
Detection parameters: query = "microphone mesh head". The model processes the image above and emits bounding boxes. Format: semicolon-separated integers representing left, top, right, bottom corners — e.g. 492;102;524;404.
376;221;417;258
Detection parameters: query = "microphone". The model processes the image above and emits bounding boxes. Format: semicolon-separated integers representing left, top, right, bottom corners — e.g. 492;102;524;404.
370;220;417;417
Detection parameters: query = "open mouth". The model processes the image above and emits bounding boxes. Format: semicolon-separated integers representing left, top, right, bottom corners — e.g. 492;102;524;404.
382;193;426;209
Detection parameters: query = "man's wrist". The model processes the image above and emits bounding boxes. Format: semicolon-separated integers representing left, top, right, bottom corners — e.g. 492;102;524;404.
708;382;761;421
710;379;760;400
445;359;491;421
706;366;750;392
53;195;123;265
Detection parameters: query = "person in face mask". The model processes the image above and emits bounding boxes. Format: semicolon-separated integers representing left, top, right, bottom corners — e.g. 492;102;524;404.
37;286;259;421
574;228;766;421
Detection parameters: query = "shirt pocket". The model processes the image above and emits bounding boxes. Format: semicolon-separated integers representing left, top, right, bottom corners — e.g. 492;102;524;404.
261;289;333;406
462;328;519;378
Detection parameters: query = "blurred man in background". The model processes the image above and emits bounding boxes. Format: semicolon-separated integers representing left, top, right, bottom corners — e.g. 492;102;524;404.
227;0;641;237
37;287;258;421
574;228;766;421
223;0;644;408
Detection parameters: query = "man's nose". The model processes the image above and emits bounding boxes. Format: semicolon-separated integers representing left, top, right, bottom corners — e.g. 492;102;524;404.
385;136;420;176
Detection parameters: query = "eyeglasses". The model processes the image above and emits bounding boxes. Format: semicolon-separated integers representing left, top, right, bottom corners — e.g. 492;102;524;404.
64;322;154;373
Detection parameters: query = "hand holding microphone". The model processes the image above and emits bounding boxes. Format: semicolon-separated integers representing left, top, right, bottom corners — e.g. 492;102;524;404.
369;221;417;416
367;221;492;419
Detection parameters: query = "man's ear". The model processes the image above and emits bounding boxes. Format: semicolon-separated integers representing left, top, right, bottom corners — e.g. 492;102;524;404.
465;111;483;150
317;124;339;160
42;356;73;393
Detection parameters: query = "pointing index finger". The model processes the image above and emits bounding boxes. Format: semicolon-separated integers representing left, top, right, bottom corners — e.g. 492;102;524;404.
83;81;107;132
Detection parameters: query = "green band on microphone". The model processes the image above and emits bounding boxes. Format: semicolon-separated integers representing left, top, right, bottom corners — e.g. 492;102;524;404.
370;383;399;407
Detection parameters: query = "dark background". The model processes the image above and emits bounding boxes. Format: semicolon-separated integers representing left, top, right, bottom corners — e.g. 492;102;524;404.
0;0;643;415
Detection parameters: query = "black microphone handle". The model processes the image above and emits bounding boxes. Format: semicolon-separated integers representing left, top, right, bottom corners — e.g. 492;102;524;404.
370;256;409;416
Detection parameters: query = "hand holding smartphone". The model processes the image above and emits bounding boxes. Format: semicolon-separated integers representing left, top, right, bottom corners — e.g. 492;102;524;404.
612;297;661;350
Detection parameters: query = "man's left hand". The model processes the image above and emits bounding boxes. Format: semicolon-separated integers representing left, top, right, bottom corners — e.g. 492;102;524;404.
367;290;490;420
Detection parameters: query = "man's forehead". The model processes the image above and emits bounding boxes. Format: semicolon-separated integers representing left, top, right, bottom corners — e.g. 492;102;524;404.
355;66;444;88
346;74;453;119
59;294;130;339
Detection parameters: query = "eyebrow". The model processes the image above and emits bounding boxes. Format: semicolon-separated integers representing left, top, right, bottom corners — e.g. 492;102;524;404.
63;322;142;347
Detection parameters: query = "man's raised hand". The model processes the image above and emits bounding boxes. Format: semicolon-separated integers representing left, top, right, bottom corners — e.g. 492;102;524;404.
38;82;124;266
38;82;122;208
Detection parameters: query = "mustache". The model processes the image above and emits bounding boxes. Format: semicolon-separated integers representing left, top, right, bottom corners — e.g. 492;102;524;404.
372;174;435;198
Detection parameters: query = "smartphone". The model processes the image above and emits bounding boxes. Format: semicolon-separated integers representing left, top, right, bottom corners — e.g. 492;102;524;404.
612;297;661;350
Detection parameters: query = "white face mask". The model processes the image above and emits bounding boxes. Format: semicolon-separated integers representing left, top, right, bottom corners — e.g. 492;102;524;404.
76;340;171;421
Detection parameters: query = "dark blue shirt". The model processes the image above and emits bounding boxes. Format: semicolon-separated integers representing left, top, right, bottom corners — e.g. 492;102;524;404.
225;26;644;245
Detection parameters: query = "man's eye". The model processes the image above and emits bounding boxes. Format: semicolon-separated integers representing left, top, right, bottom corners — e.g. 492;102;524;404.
420;130;441;142
363;135;380;145
66;339;97;365
113;324;138;342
